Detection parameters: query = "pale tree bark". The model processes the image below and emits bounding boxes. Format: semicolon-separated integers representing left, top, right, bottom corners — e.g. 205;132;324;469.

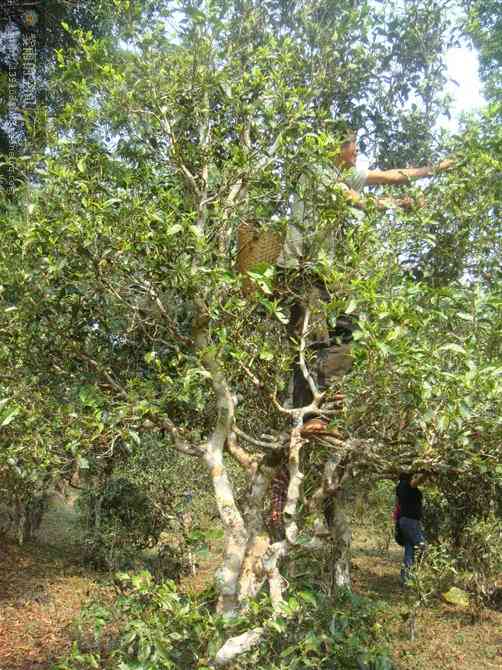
238;463;274;603
330;484;353;588
309;453;341;536
195;322;249;616
214;627;264;667
204;438;248;616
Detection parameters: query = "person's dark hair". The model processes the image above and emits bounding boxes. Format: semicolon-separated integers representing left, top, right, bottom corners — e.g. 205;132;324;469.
399;472;412;482
334;121;356;146
324;119;357;147
340;129;356;146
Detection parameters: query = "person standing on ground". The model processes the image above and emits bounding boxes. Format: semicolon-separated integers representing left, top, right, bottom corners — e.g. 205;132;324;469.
396;472;427;584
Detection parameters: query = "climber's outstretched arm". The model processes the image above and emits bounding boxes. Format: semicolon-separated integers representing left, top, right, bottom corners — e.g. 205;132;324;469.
339;183;415;211
366;159;454;186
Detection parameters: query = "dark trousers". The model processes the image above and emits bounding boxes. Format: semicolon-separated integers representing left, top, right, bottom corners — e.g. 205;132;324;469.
399;516;426;583
287;286;358;409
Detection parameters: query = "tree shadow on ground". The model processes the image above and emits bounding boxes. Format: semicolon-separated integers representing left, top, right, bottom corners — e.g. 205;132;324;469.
353;562;403;600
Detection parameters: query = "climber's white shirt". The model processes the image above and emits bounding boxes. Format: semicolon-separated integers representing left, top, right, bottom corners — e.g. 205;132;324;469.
278;165;368;269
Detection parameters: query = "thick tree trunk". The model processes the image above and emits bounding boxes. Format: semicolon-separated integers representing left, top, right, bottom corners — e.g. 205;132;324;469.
204;442;248;616
238;466;274;603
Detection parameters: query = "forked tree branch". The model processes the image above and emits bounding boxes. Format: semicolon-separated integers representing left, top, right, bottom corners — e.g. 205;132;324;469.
233;425;283;450
298;307;323;404
159;418;206;457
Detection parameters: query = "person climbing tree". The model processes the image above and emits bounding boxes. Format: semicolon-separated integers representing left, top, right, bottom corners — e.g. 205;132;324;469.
277;125;453;423
396;472;428;585
267;127;453;535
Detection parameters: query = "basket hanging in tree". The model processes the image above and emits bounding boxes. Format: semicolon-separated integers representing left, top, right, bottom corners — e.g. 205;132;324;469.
237;222;284;295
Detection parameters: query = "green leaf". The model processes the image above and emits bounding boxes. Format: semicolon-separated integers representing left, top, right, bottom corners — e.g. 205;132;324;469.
167;223;183;236
129;430;141;445
79;385;101;408
442;587;469;607
268;619;286;633
280;645;297;658
195;546;210;559
438;343;466;355
287;597;300;611
376;341;390;356
298;590;317;607
1;407;20;427
204;527;224;541
131;571;153;592
78;456;90;470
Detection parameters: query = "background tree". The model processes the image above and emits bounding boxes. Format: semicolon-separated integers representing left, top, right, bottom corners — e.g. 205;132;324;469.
0;0;165;192
463;0;502;104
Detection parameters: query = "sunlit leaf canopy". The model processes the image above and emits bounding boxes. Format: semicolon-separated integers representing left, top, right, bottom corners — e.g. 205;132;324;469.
0;0;500;532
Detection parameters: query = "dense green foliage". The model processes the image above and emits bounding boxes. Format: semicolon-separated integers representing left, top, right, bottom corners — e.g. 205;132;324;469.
464;0;502;103
55;575;393;670
1;0;499;516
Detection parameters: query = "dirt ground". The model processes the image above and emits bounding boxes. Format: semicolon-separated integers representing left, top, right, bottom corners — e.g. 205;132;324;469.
0;498;107;670
1;502;501;670
352;532;502;670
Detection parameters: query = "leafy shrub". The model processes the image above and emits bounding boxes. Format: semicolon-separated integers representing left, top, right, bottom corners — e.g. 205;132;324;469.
54;574;394;670
142;540;194;582
238;587;394;670
79;477;164;570
100;477;162;547
457;514;502;604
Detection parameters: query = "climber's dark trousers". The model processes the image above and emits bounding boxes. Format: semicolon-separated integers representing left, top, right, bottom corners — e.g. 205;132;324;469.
287;286;358;409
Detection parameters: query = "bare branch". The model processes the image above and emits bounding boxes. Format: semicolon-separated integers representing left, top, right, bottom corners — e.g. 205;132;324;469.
161;117;201;198
136;280;194;346
225;178;246;207
283;425;305;545
255;128;285;171
233;425;283;450
235;358;316;418
197;88;211;231
298;307;323;403
76;352;129;401
159;418;205;457
225;430;259;472
237;359;262;388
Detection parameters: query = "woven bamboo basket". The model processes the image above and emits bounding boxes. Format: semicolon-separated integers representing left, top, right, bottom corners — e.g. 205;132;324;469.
237;222;284;295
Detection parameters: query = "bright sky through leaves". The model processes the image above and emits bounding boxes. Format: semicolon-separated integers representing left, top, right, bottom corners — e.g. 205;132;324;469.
442;47;485;129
